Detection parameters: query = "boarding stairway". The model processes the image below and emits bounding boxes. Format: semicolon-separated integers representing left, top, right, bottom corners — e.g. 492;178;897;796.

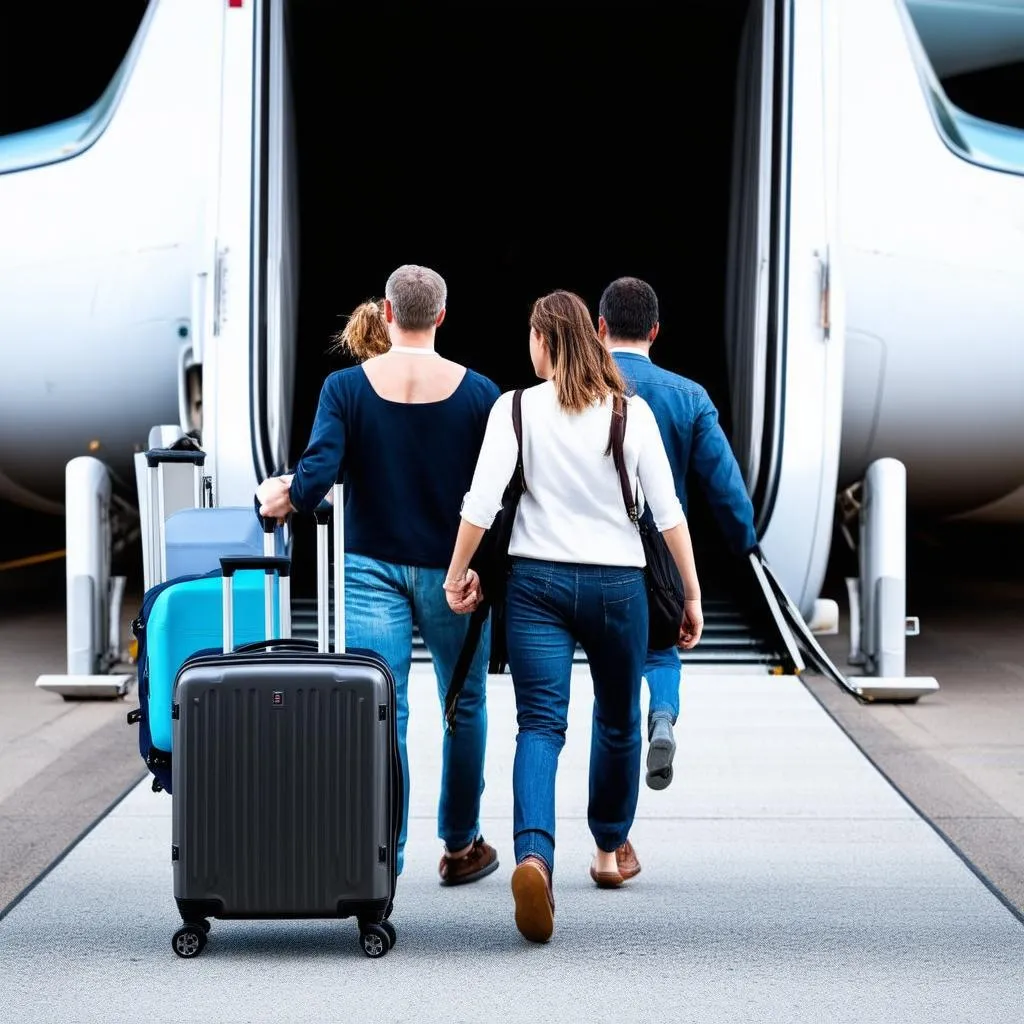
289;547;815;674
290;592;782;666
280;501;861;682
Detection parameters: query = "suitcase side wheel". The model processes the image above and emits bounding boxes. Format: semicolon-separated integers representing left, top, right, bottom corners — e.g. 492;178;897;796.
359;922;391;958
172;924;207;958
380;919;396;948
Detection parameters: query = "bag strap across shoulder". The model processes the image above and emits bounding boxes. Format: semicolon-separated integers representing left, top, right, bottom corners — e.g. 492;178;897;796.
512;387;526;492
607;395;639;523
444;387;526;734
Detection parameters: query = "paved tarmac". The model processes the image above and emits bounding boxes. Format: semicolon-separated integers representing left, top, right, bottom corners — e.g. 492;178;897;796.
0;585;143;913
2;521;1023;1022
809;522;1024;917
3;665;1023;1024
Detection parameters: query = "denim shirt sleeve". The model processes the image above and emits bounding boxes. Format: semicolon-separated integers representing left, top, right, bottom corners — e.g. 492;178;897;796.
690;390;758;555
289;374;347;514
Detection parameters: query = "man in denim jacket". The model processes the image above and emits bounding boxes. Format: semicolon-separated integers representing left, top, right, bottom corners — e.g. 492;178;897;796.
599;277;758;801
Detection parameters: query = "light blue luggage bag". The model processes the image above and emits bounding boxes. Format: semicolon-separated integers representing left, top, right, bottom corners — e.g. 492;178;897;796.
144;570;283;753
165;506;286;578
130;445;286;781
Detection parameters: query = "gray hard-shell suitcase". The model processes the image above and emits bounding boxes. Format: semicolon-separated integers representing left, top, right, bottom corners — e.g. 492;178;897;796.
169;486;401;959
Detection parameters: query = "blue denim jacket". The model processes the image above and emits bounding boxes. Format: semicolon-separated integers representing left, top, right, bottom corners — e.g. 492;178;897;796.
612;351;757;556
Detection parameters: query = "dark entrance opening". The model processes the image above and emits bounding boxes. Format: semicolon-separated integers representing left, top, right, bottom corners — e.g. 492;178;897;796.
284;0;760;615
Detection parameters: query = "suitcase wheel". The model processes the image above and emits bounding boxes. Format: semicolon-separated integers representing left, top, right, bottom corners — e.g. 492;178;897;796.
359;921;392;958
172;922;208;959
380;919;397;949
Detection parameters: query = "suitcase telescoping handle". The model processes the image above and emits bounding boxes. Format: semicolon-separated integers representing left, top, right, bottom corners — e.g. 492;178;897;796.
145;447;206;588
312;483;345;655
218;517;291;653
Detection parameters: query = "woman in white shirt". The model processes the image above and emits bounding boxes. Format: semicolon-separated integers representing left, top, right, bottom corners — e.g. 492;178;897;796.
443;289;703;945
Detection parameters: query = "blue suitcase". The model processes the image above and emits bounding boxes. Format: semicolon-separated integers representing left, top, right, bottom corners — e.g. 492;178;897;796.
142;445;286;582
165;506;286;579
128;447;284;794
143;570;283;751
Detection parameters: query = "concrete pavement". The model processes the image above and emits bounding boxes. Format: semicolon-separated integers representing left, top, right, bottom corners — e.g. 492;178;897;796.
2;665;1022;1024
0;594;143;913
808;523;1024;916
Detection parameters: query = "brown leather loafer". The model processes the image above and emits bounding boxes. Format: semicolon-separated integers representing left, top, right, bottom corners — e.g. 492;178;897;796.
615;839;641;881
589;856;624;888
511;856;555;943
438;836;499;886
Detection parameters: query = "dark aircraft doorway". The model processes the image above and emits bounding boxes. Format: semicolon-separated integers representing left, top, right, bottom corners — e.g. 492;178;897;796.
284;0;763;615
286;0;752;452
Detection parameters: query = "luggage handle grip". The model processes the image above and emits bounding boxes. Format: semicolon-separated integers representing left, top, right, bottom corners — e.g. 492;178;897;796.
232;638;319;655
220;555;291;578
145;449;207;468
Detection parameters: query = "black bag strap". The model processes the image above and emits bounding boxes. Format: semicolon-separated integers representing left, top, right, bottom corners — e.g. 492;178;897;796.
512;387;526;491
444;603;489;731
443;388;525;734
607;395;640;523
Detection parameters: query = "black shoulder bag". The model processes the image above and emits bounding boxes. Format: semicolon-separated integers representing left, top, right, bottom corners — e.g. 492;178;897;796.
443;388;526;732
607;395;688;651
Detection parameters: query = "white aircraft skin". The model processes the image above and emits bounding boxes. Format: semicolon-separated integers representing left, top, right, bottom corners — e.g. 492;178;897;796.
0;0;1022;611
0;0;222;517
839;0;1024;523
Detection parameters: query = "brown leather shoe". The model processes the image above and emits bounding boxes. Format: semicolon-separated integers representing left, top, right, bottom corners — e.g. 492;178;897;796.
589;855;624;888
438;836;499;886
615;839;641;881
511;856;555;943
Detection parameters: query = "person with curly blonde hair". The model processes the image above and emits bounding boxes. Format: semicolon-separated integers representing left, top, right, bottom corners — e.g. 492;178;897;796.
258;265;502;888
331;298;391;362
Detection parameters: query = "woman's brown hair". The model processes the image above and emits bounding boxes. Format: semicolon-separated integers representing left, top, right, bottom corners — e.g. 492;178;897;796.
330;299;390;362
530;290;627;413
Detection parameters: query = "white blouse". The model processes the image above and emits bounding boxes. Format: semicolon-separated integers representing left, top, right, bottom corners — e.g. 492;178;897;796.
460;381;685;568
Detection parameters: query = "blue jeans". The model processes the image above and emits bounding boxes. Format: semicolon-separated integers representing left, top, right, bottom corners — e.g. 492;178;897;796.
645;646;681;722
504;558;648;876
344;553;490;875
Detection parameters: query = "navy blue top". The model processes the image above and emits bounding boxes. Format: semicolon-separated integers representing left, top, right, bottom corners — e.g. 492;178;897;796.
612;351;758;556
289;366;501;569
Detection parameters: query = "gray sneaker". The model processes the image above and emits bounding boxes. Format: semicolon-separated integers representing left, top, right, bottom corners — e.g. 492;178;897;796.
646;715;676;790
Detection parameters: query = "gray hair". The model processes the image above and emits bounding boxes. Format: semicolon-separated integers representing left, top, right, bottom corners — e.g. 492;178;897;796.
384;264;447;330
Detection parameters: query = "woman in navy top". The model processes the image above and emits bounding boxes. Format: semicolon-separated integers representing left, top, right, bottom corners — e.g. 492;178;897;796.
257;265;501;886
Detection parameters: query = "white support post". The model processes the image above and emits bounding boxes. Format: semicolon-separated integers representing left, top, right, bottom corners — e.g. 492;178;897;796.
35;457;132;699
861;458;906;676
851;458;938;701
844;576;865;665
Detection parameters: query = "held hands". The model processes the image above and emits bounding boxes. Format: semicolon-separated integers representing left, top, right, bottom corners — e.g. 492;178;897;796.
677;598;703;650
256;475;294;525
443;569;484;614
